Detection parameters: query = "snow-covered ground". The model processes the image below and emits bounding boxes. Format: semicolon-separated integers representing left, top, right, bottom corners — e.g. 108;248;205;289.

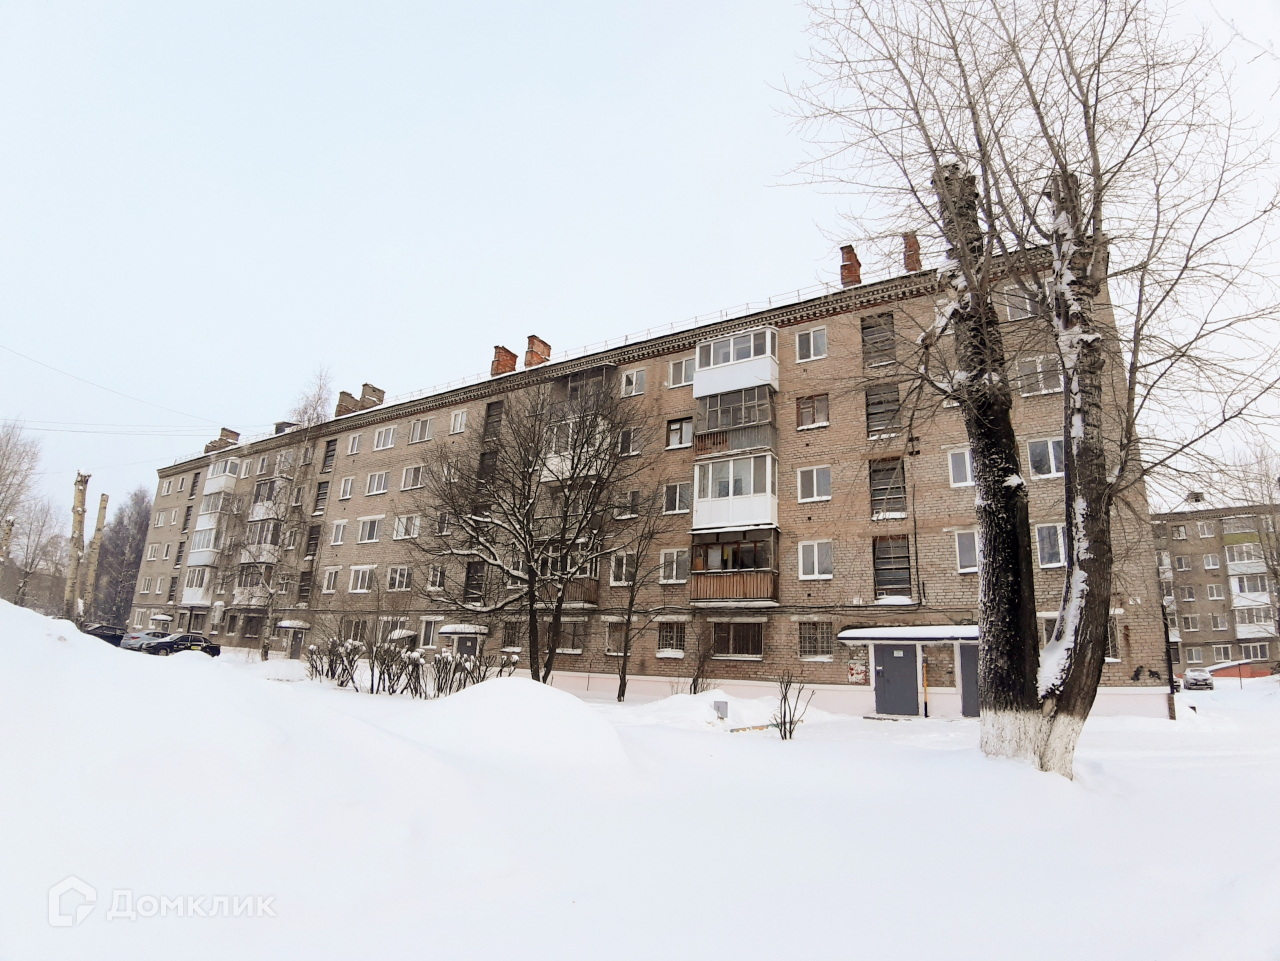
4;600;1278;961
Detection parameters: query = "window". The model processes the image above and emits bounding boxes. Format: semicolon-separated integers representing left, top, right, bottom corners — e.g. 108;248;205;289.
302;446;313;466
276;450;295;476
1223;516;1256;534
1158;551;1170;569
291;485;303;507
604;622;631;656
796;394;830;429
1170;524;1187;540
1037;524;1065;568
373;427;395;451
1235;606;1274;626
393;515;420;540
348;435;362;455
658;622;687;653
478;451;497;482
499;622;521;652
797;466;832;502
246;520;281;546
339;477;354;500
615;489;640;519
860;313;895;366
1017;355;1064;395
666;418;693;449
1105;618;1122;660
161;480;172;496
1207;584;1224;600
305;525;321;557
171;509;179;525
619;428;640;456
483;401;503;440
1169;644;1180;664
177;477;186;492
798;622;833;658
184;567;207;590
321;439;337;472
1028;439;1065;478
555;620;587;653
1179;585;1196;602
1181;615;1200;631
699;387;771;431
313;481;329;514
357;518;381;543
322;569;340;593
464;561;485;602
696;454;770;500
691;536;773;573
449;410;468;434
1242;642;1269;661
241;616;263;639
252;479;278;506
1204;553;1220;569
366;472;389;495
796;327;827;362
154;512;165;528
387;566;412;591
147;544;159;561
1213;644;1232;662
956;531;980;573
865;383;901;434
1186;647;1203;663
428;566;445;591
297;570;312;603
948;449;974;487
670;357;695;387
436;513;452;536
349;567;374;593
398;466;424;491
163;544;171;560
660;549;689;584
869;459;906;518
409;418;434;443
663;482;691;514
236;564;272;590
141;576;153;593
1226;543;1264;563
1174;555;1191;571
1211;615;1229;631
1235;574;1270;594
610;552;637;586
621;368;646;396
713;622;763;657
1004;286;1043;321
567;368;605;400
799;540;834;579
873;536;911;597
697;329;774;368
1197;521;1215;537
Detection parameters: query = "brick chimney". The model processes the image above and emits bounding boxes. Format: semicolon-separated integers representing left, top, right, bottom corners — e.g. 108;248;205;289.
274;421;298;435
903;232;922;272
203;427;240;453
525;335;551;368
840;246;862;287
359;384;385;410
491;345;518;376
335;391;360;417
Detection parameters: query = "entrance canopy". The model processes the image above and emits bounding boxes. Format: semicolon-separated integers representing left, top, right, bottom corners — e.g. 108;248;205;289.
439;624;489;636
837;625;978;644
387;629;417;641
278;620;311;630
149;614;173;623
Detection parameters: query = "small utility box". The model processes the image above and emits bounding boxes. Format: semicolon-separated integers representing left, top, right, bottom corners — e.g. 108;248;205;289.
713;701;729;720
438;624;488;657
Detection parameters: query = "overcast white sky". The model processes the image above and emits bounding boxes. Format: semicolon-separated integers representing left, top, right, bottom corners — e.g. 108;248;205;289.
2;0;1277;514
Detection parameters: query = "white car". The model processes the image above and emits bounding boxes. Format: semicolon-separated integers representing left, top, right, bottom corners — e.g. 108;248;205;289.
1182;668;1214;691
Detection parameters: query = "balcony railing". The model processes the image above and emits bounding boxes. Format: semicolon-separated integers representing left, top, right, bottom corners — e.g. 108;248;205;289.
536;578;599;607
694;424;776;458
689;570;778;604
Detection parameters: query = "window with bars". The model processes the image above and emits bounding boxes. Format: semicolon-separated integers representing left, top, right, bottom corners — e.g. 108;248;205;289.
463;561;485;602
501;622;522;651
713;622;763;657
798;622;833;658
869;459;906;517
873;536;911;597
313;481;329;515
658;622;687;653
555;620;587;653
865;383;901;434
483;401;504;440
861;313;895;366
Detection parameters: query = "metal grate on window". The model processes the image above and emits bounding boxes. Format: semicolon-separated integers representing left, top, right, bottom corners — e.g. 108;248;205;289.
873;536;912;597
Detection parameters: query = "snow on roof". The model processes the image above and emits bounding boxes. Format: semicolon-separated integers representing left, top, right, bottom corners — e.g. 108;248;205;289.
277;619;311;630
837;625;979;642
439;624;489;635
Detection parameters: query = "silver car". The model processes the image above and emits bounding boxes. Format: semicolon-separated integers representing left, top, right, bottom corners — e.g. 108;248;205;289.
120;630;168;651
1182;668;1214;691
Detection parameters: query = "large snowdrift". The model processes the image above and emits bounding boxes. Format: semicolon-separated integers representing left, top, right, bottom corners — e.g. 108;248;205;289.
3;600;1278;961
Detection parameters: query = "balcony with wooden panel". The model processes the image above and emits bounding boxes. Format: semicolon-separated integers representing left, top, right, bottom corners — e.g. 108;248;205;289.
689;570;779;608
535;577;599;609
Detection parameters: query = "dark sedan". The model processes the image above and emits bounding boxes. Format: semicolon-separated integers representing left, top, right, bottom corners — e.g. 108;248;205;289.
83;624;127;646
139;634;221;657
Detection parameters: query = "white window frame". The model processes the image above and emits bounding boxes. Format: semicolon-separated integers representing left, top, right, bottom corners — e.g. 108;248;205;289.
955;530;980;573
796;326;828;363
147;544;159;561
427;565;446;591
161;480;172;496
1186;646;1203;663
669;357;695;388
948;449;974;487
659;549;689;584
349;566;375;593
409;418;434;443
348;434;361;455
1211;614;1229;631
1017;355;1064;396
621;368;646;397
338;476;354;500
402;466;425;490
141;576;153;593
1212;644;1232;662
663;482;691;515
322;568;340;594
1170;524;1187;540
1027;438;1065;478
163;544;171;560
798;540;834;580
1036;524;1066;568
1203;553;1220;569
366;472;389;495
1179;585;1196;602
177;477;185;492
1207;583;1224;600
449;410;468;434
1174;555;1191;572
797;466;832;503
1181;615;1200;632
1197;521;1215;537
357;517;383;544
393;515;420;540
373;426;395;451
331;521;346;546
619;428;641;456
666;417;693;449
387;566;412;592
1242;642;1269;661
610;551;636;587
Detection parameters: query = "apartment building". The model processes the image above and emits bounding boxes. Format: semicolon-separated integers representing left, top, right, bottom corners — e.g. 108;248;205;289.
130;246;1170;717
1152;494;1280;676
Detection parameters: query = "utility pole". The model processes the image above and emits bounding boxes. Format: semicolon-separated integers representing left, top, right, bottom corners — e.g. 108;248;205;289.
62;473;90;622
80;493;109;623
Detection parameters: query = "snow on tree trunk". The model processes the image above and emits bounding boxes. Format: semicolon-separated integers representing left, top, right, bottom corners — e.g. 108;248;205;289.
1034;175;1115;778
933;165;1044;760
62;472;89;622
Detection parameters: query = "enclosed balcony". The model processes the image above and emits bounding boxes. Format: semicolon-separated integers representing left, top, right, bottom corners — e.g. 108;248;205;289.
180;567;213;608
689;531;778;607
692;452;778;531
692;326;779;398
693;386;776;457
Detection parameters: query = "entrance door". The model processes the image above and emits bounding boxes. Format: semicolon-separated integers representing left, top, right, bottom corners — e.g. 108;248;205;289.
959;644;980;717
874;644;919;715
288;630;305;660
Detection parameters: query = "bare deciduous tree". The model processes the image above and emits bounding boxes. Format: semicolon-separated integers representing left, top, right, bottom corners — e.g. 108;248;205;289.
11;498;63;610
287;367;335;428
0;421;41;525
93;487;152;627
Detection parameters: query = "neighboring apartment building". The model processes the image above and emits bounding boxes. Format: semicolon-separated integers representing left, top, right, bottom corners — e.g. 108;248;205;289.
130;245;1170;717
1152;494;1280;676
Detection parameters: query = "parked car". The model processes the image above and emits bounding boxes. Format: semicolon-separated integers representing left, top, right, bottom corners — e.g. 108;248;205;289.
82;624;126;646
1182;668;1214;691
140;634;220;657
120;630;170;651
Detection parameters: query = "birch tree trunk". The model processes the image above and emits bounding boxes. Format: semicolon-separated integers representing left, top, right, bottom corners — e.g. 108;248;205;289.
934;166;1044;758
0;516;13;566
62;472;90;622
80;493;109;622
